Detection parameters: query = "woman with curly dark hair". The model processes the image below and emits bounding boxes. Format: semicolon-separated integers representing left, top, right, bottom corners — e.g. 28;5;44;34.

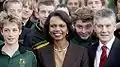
37;10;89;67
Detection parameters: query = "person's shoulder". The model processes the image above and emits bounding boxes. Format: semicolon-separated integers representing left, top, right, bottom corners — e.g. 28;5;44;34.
24;26;36;37
35;23;43;32
32;40;49;50
69;41;88;57
88;41;99;47
29;23;43;36
70;41;87;51
25;50;36;57
113;37;120;47
22;27;31;32
20;46;36;57
0;43;4;51
0;41;4;46
87;41;98;49
21;27;32;37
115;37;120;42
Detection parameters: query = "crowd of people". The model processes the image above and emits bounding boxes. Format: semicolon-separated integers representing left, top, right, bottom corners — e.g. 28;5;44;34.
0;0;119;67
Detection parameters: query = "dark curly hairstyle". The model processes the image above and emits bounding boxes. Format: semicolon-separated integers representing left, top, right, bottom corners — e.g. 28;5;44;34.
44;10;74;43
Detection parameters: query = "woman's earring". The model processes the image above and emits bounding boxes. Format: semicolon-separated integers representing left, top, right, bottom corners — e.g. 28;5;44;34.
67;32;68;34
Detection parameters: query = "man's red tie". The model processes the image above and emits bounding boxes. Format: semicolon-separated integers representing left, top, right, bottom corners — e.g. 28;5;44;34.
99;46;107;67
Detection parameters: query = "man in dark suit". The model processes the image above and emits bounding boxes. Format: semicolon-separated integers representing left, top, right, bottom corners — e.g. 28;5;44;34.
88;8;120;67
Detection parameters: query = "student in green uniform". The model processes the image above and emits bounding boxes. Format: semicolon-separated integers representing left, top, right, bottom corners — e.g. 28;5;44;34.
71;7;98;48
0;0;23;42
0;15;37;67
22;0;35;28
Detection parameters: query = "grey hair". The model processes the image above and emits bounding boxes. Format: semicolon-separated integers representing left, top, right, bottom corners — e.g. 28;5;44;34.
94;8;116;24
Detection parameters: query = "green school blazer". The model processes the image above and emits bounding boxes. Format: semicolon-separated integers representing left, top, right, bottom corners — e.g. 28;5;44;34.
0;44;37;67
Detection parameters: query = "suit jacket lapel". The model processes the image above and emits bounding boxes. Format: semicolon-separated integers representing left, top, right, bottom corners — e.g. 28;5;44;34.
41;45;55;67
91;42;99;61
105;38;120;66
88;42;99;67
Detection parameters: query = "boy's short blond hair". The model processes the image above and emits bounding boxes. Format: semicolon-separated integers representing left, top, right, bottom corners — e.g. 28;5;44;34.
22;0;35;10
0;14;22;32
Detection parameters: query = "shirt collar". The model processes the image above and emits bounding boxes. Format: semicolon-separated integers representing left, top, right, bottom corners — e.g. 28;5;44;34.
98;36;115;51
0;43;27;55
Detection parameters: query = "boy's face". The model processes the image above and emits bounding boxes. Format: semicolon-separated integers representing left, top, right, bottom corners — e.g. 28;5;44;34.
7;2;22;20
1;23;21;45
75;20;93;40
38;4;54;25
67;0;79;13
87;0;102;11
22;2;33;19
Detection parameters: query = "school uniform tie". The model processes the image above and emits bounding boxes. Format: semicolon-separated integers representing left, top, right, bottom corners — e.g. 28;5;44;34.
99;46;107;67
